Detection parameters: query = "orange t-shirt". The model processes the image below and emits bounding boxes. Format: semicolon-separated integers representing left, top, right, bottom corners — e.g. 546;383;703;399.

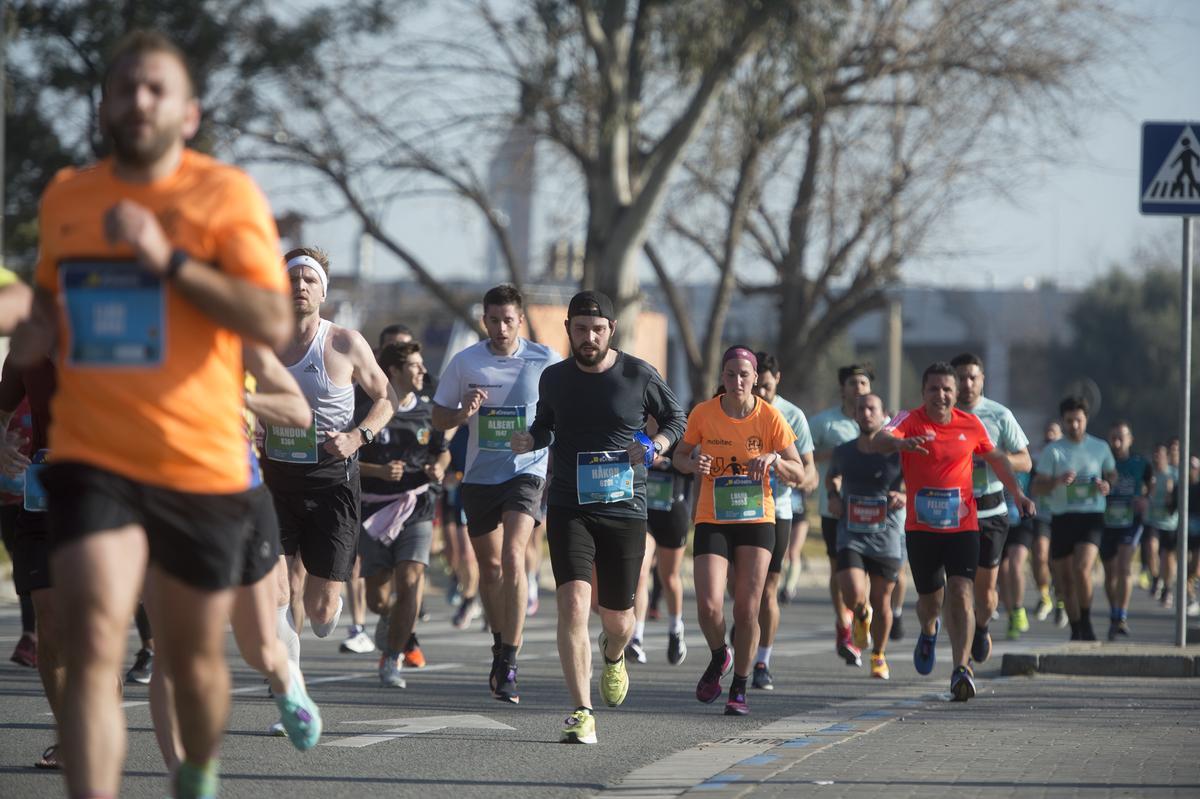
683;395;797;525
34;150;286;494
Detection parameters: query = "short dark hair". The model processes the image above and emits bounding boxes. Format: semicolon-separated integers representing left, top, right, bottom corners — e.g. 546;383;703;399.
950;352;984;371
755;351;780;376
378;341;421;374
483;284;523;312
378;323;412;347
858;392;884;409
1110;419;1132;432
921;361;956;388
837;363;874;386
1059;395;1089;416
103;30;195;98
283;246;331;278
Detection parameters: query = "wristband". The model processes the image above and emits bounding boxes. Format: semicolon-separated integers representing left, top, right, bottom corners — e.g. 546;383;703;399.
633;431;656;468
165;249;188;280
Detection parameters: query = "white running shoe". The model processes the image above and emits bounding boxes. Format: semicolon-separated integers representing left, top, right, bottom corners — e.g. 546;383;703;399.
340;628;376;654
379;655;406;688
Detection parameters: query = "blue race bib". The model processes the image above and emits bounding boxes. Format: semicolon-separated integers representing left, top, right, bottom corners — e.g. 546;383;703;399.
576;451;635;504
62;260;165;367
914;487;961;529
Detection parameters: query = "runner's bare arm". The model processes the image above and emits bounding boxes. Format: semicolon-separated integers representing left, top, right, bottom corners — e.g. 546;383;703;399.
0;281;31;335
243;343;313;429
432;389;487;431
1006;447;1032;473
983;448;1036;516
797;451;818;493
765;444;805;485
7;288;56;367
868;430;929;455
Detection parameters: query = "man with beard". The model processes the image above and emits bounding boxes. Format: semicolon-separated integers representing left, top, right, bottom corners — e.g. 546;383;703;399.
511;291;685;743
8;31;290;798
262;247;396;684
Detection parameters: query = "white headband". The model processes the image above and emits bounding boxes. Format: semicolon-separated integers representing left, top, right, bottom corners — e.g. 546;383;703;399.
286;255;328;295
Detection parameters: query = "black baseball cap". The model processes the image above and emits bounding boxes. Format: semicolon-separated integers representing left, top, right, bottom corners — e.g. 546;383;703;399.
567;290;615;321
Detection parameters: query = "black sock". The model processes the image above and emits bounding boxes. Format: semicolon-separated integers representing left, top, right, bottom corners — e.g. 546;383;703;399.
976;623;989;638
1079;606;1091;626
492;631;502;649
711;646;727;664
19;594;35;635
501;643;519;666
135;603;153;648
730;674;748;694
1069;621;1081;638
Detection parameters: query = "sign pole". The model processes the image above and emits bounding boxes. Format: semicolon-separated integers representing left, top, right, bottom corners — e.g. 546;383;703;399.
1179;216;1193;648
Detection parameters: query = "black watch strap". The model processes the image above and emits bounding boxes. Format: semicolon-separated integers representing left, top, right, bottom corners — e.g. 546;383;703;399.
165;249;188;280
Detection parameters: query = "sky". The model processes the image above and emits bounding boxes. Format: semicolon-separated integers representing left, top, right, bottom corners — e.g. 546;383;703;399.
249;0;1200;292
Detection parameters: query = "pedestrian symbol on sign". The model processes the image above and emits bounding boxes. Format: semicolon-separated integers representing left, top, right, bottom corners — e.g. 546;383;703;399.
1143;125;1200;204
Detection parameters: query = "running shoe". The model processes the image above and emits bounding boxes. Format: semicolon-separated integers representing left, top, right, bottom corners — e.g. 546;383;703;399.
403;634;426;668
624;637;648;665
950;664;976;702
870;652;890;680
273;669;322;751
970;628;992;664
837;629;863;667
1013;607;1030;633
561;708;597;744
1108;619;1131;641
1007;613;1022;641
852;605;873;651
913;620;939;675
446;580;463;608
174;759;219;799
1159;585;1173;608
1150;577;1164;598
9;633;36;668
751;662;774;690
890;613;905;641
495;663;520;704
1034;594;1054;622
527;594;540;617
1137;570;1151;591
379;654;406;688
724;687;749;716
1187;598;1200;617
696;645;732;704
489;642;503;696
125;648;154;685
418;603;431;623
1080;619;1097;641
268;721;287;737
453;596;481;630
373;612;390;652
598;631;629;707
1053;601;1069;628
340;625;376;654
667;631;688;665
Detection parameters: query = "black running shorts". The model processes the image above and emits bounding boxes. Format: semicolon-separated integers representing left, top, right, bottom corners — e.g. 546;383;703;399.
11;509;51;595
462;474;545;538
693;522;775;561
647;500;690;550
1049;512;1104;560
769;516;791;574
977;513;1010;569
240;485;282;587
273;476;360;582
905;529;980;595
836;548;901;583
546;505;645;611
821;515;839;559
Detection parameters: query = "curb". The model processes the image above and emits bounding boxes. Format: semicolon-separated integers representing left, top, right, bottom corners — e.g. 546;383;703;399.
1002;644;1200;678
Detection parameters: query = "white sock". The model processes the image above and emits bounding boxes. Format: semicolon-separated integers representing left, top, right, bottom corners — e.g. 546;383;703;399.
668;615;684;635
528;570;539;598
633;620;645;642
756;645;772;666
277;605;301;665
311;595;344;639
893;606;904;618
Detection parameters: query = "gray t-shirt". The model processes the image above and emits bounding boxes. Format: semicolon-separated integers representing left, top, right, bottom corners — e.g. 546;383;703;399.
829;439;905;560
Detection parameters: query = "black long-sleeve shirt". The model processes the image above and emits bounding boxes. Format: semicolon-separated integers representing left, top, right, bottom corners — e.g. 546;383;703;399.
528;351;685;518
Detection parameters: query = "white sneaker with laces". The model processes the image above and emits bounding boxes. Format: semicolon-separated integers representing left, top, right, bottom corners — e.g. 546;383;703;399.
340;629;376;654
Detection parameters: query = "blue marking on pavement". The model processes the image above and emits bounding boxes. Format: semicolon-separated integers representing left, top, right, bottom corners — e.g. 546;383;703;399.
819;723;856;733
856;710;894;719
696;774;744;790
739;755;780;766
780;737;816;748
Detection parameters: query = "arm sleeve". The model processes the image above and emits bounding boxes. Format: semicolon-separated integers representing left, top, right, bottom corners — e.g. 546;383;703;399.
432;354;461;409
883;410;910;437
644;367;686;447
527;370;556;451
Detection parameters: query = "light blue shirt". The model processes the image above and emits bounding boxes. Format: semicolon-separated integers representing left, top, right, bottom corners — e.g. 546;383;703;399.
960;396;1030;519
433;338;561;485
771;395;814;520
1035;434;1116;516
810;405;861;518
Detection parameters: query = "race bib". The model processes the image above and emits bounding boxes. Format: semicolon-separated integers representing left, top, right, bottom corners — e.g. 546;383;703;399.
646;470;675;512
265;424;319;464
972;460;988;497
713;475;765;521
1065;481;1099;505
1104;498;1134;528
914;487;962;529
24;450;49;513
62;261;165;367
576;451;634;504
477;406;524;451
846;494;887;534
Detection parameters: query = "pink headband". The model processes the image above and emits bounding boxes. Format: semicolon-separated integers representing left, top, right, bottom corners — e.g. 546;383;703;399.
722;346;757;372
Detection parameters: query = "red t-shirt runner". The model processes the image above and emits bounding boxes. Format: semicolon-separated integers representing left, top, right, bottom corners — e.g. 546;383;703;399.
885;406;994;533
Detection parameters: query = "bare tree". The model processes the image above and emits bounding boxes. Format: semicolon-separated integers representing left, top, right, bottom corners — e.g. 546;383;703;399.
650;0;1127;400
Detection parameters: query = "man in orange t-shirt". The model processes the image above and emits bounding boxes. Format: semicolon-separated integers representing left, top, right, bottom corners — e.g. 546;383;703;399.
9;31;289;799
872;362;1034;703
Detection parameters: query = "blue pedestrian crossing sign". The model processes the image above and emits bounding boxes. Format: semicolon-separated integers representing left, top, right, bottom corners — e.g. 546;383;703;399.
1141;122;1200;216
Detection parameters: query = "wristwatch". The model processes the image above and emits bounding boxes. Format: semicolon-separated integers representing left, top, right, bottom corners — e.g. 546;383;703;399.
653;440;664;455
359;427;374;445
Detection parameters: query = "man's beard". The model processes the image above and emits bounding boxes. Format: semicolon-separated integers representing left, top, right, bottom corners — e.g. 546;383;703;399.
572;340;608;367
105;116;179;167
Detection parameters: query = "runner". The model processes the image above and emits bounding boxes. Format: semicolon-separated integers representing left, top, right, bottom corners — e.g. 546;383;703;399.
999;471;1036;639
644;416;692;665
827;393;905;680
1032;396;1116;641
361;340;449;688
433;284;561;703
1031;420;1063;624
1;392;36;669
510;290;685;742
810;364;875;665
1145;442;1178;606
153;344;323;764
673;347;803;715
9;31;291;798
871;362;1034;701
262;246;397;674
752;352;816;689
951;353;1031;664
779;488;810;605
1100;421;1152;639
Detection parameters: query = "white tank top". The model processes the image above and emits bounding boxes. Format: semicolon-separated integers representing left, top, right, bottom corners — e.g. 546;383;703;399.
287;319;356;434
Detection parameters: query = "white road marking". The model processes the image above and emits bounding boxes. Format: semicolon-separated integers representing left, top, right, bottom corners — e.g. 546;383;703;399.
327;713;515;748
